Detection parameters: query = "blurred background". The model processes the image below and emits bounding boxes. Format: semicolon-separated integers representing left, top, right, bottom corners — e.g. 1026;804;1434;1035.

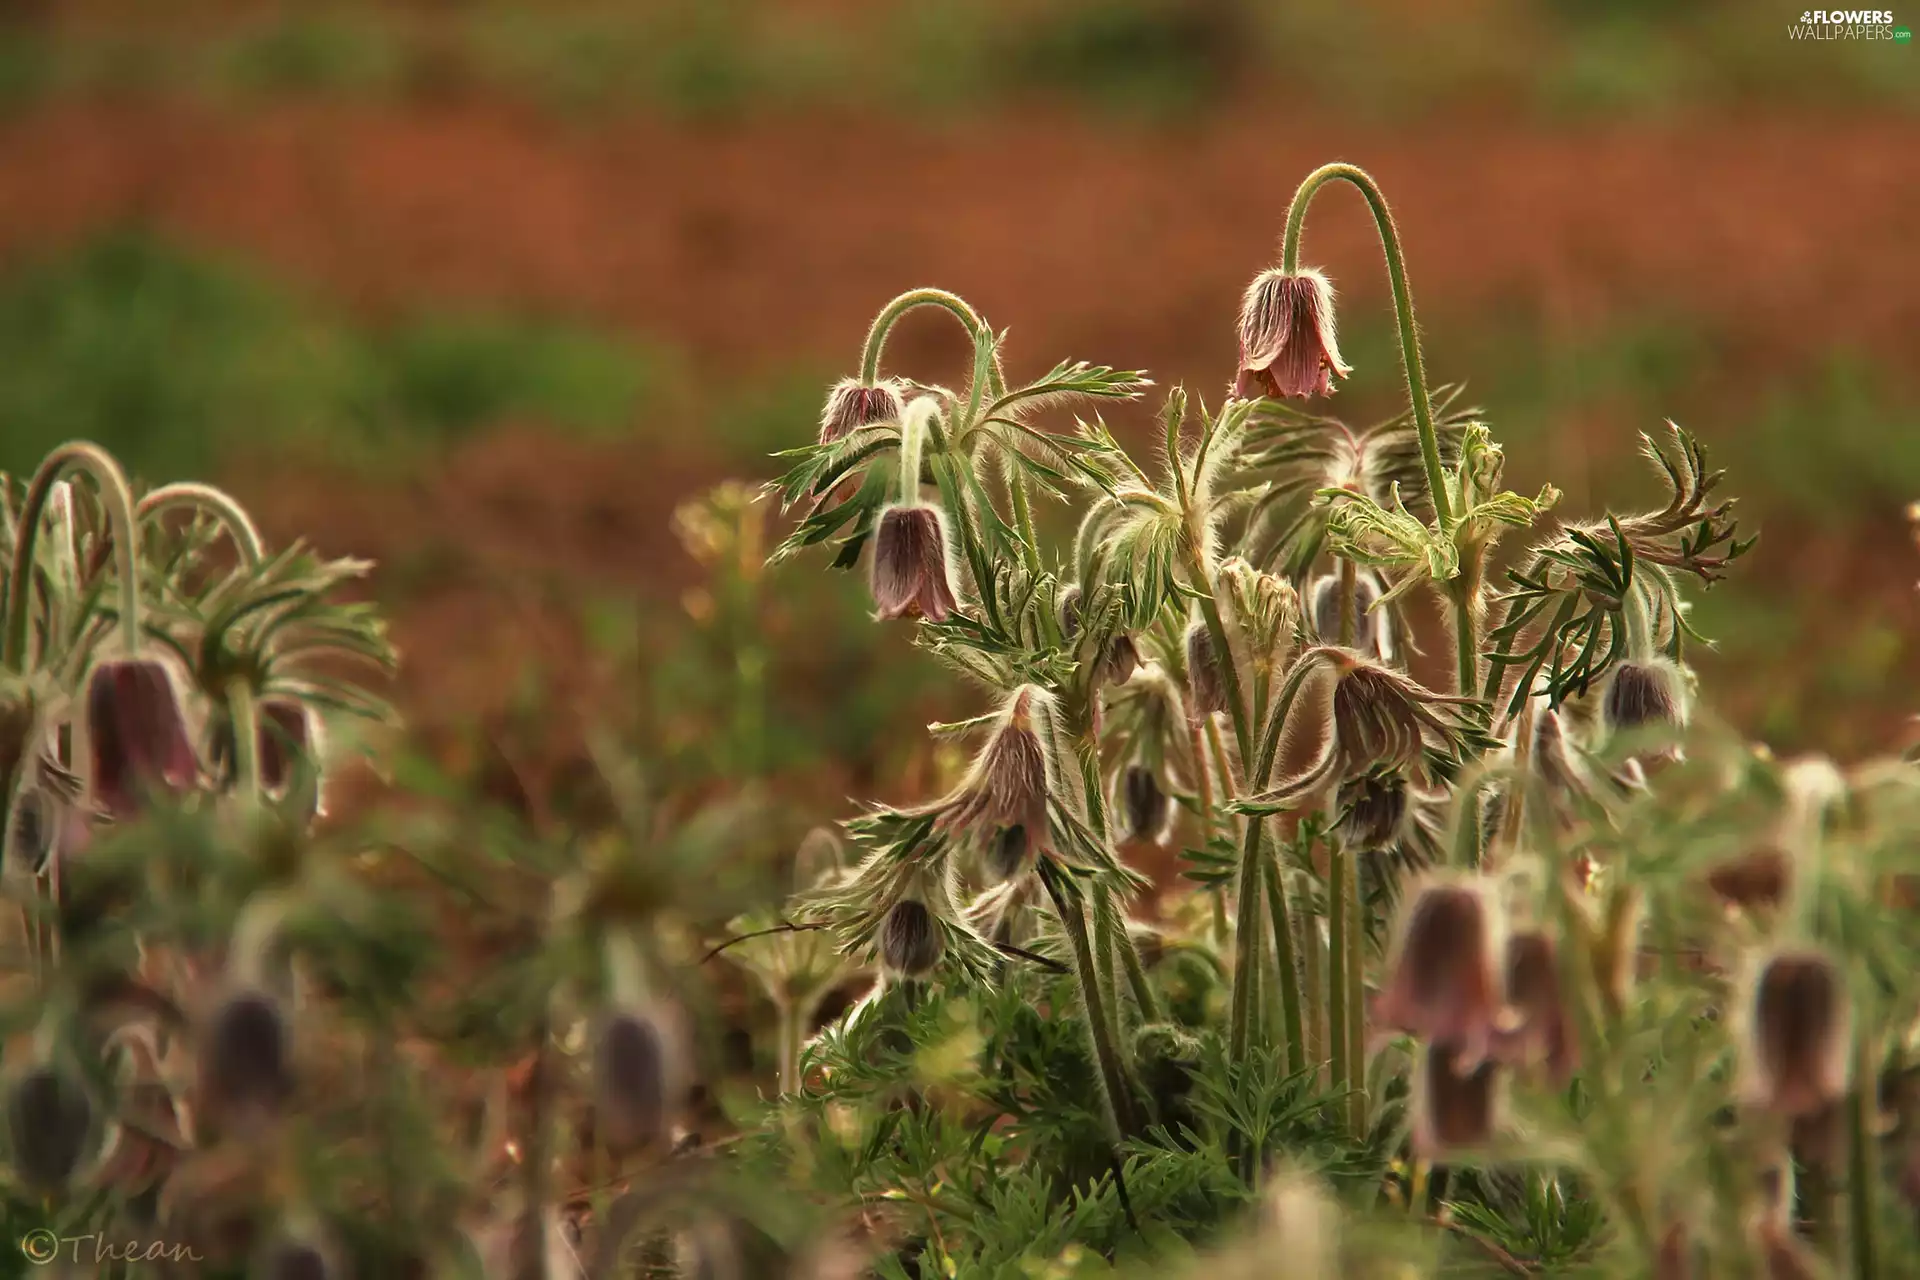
0;0;1914;813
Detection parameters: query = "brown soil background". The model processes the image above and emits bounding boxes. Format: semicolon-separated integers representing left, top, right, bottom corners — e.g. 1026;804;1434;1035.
1;99;1915;756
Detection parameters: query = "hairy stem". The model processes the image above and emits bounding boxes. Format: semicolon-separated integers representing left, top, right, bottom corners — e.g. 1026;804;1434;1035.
227;678;263;804
1008;468;1044;577
1280;164;1451;532
859;288;988;385
1041;861;1140;1139
1344;847;1366;1137
1300;878;1325;1081
6;443;144;671
1261;852;1307;1077
137;482;266;566
1328;843;1351;1114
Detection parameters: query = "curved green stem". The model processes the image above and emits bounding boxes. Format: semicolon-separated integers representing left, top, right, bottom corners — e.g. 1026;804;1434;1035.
137;482;265;566
858;288;1006;398
6;443;143;672
1280;164;1452;533
1009;469;1043;577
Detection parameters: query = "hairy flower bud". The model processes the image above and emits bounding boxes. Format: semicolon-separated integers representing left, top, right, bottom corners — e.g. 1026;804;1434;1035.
85;657;199;820
1307;570;1390;661
1235;267;1352;400
7;1065;93;1192
1493;931;1576;1086
1602;659;1688;758
1743;950;1849;1119
1185;622;1228;717
985;824;1033;882
870;504;959;623
1101;632;1140;688
594;1008;682;1150
818;378;906;445
1374;879;1503;1062
1120;765;1171;845
879;899;943;977
1413;1041;1499;1156
1057;585;1083;640
1335;771;1407;850
198;989;291;1129
938;687;1053;850
1705;848;1789;913
9;788;52;874
1327;653;1474;781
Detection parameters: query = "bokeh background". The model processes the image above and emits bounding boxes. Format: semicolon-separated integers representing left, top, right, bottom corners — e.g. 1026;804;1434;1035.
2;0;1915;813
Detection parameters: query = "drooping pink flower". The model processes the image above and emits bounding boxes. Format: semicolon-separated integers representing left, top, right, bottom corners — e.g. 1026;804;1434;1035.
85;658;199;820
818;378;907;445
1373;878;1504;1064
870;504;959;622
1235;267;1352;401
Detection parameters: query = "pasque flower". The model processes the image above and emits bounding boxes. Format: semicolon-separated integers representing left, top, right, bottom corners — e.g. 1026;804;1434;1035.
1120;764;1171;844
879;898;944;976
935;686;1054;858
1185;621;1229;717
1235;267;1352;400
1308;569;1391;661
7;1065;93;1192
85;657;199;819
1742;949;1849;1119
870;503;959;622
1374;878;1504;1063
1493;930;1576;1086
594;1007;685;1149
818;377;907;444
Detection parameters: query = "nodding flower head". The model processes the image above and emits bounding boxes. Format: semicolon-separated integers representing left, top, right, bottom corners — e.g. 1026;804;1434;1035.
985;823;1035;883
1057;585;1083;640
1413;1040;1500;1157
870;503;959;623
7;1065;93;1192
85;657;199;820
1120;764;1172;845
1327;652;1476;781
1335;770;1407;850
1602;659;1688;759
1308;570;1391;661
1374;878;1504;1062
198;988;291;1131
594;1007;685;1150
1234;267;1352;401
1743;949;1850;1119
1185;622;1228;718
1705;847;1790;914
879;898;944;977
1493;931;1576;1086
819;378;907;445
937;686;1054;854
1101;632;1141;688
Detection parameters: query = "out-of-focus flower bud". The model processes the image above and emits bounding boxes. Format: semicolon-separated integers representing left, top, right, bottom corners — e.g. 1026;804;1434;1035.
1235;268;1352;401
594;1006;686;1150
1602;659;1688;762
1493;931;1576;1086
1326;652;1475;782
257;1237;344;1280
1185;622;1228;717
7;1065;94;1192
1705;848;1789;913
1120;764;1171;845
1743;950;1849;1119
818;378;906;445
1374;878;1504;1063
198;989;291;1131
85;657;199;820
1412;1041;1499;1157
870;504;959;623
985;824;1033;883
879;899;943;977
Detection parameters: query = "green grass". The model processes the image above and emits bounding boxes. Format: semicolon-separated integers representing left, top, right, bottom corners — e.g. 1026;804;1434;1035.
0;232;662;484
